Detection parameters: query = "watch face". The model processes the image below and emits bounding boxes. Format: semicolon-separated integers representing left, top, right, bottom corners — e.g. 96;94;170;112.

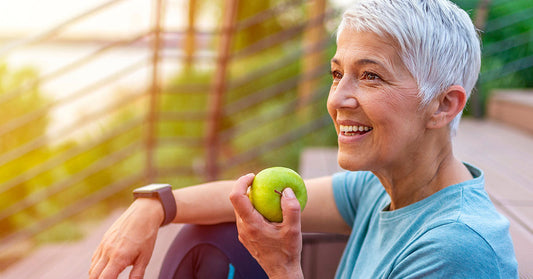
134;183;171;194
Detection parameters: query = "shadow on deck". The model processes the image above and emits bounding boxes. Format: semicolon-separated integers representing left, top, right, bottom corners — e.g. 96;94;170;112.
1;118;532;278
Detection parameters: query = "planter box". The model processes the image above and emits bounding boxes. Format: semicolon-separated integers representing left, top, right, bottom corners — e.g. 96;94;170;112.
487;89;533;134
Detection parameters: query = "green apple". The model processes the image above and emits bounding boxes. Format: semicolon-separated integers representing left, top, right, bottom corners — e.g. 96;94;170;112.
248;167;307;222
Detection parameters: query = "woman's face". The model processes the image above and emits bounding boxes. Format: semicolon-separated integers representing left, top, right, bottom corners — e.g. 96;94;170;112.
328;29;430;172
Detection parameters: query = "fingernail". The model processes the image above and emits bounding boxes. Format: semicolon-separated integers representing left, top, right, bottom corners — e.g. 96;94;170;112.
283;188;296;198
241;173;254;180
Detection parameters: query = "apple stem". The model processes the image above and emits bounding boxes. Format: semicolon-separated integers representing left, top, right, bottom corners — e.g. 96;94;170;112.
274;189;283;197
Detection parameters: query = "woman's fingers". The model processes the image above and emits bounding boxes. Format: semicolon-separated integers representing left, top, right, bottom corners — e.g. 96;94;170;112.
89;246;102;275
88;198;161;279
99;262;124;279
231;174;303;226
229;173;256;223
129;251;150;279
281;188;302;227
88;254;108;279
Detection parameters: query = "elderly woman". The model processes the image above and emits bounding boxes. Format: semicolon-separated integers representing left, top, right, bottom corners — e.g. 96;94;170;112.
89;0;518;278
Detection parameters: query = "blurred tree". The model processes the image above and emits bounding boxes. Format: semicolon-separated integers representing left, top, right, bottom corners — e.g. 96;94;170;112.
0;63;51;234
0;62;144;243
453;0;533;116
480;0;533;87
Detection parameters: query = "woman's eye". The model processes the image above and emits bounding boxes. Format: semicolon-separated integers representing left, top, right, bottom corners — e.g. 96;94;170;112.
331;70;343;81
362;71;381;81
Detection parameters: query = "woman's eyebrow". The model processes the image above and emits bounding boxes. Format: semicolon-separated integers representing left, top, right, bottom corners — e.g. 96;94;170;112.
355;58;382;67
331;57;384;68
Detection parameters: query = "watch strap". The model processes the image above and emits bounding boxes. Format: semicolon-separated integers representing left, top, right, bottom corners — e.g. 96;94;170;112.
156;186;177;226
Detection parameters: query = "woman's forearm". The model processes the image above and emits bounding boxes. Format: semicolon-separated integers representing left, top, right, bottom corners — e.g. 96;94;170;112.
171;180;237;224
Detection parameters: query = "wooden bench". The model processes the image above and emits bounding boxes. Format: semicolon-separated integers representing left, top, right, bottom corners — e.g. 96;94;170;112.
488;89;533;134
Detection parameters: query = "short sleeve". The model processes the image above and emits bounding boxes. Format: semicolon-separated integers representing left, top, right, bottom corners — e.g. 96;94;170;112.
390;222;504;279
331;171;381;228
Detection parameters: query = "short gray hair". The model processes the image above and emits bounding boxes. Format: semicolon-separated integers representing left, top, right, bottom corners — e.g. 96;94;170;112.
337;0;481;136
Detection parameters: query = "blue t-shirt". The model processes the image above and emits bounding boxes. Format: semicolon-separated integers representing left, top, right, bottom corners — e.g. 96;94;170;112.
332;163;518;278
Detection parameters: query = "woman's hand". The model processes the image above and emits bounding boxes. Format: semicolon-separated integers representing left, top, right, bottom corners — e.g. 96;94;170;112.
89;197;164;279
230;174;304;279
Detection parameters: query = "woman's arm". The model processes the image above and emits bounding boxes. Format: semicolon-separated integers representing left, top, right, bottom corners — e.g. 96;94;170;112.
172;180;236;224
302;176;351;235
173;175;351;233
89;180;237;279
89;174;350;278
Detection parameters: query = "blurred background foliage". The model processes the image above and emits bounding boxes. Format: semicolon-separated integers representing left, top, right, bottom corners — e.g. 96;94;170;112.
0;0;532;269
463;0;533;115
478;0;533;89
0;0;337;265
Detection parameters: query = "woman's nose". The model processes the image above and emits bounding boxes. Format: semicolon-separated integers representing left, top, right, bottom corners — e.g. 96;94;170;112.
328;80;359;109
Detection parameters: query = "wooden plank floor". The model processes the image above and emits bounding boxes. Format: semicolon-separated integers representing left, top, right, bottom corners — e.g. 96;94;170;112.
1;118;532;278
0;210;183;279
454;119;533;277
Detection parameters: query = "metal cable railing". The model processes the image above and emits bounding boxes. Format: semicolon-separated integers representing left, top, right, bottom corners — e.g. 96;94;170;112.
224;114;332;170
482;31;532;56
0;172;145;246
0;140;143;223
484;6;533;33
221;74;331;143
0;115;145;195
0;32;148;107
0;57;147;139
232;10;335;60
479;0;533;85
0;58;148;168
481;55;533;82
235;0;304;33
0;0;338;256
0;0;128;56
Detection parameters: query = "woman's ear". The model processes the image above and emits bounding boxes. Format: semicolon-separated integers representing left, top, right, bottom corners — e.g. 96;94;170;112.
427;85;467;129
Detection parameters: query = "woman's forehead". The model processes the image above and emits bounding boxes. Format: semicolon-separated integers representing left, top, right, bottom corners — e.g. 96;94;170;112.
333;30;405;70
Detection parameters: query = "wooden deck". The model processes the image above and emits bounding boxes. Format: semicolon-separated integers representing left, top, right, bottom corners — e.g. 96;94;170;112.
454;119;533;277
1;118;532;278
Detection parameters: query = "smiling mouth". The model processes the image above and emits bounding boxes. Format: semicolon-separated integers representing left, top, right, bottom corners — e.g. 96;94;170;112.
339;125;373;136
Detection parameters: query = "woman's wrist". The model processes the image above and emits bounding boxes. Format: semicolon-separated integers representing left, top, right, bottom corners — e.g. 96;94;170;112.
269;268;304;279
132;197;165;227
267;260;304;279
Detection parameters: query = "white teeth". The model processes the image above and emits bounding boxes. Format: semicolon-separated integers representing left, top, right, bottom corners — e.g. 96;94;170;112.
339;125;372;133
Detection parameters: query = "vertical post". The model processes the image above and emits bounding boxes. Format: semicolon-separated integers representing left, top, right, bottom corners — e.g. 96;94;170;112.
184;0;197;69
298;0;327;106
471;0;492;118
146;0;164;183
205;0;238;181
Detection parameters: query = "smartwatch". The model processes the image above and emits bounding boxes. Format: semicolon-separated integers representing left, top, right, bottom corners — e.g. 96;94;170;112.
133;183;176;226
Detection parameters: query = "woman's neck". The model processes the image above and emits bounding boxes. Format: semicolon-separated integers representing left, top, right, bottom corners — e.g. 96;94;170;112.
374;137;473;211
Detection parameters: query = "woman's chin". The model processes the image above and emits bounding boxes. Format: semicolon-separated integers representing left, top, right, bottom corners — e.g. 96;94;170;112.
337;151;366;171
